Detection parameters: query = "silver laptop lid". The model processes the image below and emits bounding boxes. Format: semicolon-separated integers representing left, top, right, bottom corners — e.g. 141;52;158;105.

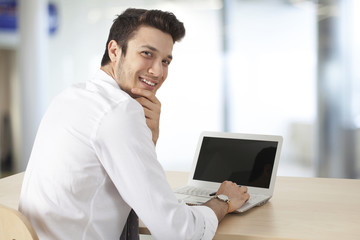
188;131;283;195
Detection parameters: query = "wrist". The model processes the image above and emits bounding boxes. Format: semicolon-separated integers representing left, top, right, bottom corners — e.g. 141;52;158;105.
214;194;231;213
204;197;228;222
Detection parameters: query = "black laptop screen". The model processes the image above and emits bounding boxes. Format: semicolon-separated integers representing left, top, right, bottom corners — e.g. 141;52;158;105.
193;136;278;188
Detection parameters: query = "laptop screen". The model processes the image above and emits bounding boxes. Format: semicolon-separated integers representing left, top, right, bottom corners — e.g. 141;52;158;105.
193;136;278;188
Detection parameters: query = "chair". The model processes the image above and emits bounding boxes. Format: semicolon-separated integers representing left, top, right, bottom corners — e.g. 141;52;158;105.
0;204;39;240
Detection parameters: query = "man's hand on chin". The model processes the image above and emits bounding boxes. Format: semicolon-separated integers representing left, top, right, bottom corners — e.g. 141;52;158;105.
131;88;161;145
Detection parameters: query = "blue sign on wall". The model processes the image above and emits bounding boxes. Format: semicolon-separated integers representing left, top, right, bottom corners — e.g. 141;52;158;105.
0;0;58;35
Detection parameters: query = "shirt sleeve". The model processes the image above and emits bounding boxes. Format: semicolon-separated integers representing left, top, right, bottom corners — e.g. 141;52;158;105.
191;206;218;239
91;99;218;240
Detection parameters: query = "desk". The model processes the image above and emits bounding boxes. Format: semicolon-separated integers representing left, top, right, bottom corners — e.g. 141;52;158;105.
1;172;360;240
157;172;360;240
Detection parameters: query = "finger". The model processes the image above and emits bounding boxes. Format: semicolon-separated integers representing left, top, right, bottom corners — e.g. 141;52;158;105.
135;97;150;110
137;98;159;118
146;118;157;129
245;193;250;202
136;97;161;112
142;106;160;120
131;88;160;104
240;186;248;193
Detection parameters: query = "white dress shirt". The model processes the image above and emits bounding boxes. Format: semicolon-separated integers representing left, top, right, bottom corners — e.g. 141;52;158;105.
19;69;218;240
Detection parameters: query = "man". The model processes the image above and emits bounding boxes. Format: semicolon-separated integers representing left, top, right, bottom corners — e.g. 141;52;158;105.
19;8;250;240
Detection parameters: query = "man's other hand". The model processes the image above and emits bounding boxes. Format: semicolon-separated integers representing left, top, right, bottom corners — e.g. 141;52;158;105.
216;181;250;212
204;181;250;222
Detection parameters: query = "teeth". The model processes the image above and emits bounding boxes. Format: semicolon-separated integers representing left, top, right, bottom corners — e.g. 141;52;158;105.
140;78;156;86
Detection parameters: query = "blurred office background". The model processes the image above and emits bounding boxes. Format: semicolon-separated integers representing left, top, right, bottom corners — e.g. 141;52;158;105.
0;0;359;178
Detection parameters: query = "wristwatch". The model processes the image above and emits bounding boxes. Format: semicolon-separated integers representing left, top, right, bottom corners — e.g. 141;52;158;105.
214;194;231;213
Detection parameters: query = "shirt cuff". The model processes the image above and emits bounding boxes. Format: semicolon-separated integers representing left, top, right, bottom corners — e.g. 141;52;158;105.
191;205;218;240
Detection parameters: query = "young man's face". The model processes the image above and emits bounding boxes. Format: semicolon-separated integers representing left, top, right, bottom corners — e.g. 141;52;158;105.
114;25;174;96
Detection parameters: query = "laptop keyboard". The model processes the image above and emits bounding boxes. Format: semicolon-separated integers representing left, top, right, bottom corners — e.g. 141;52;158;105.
175;186;215;198
175;186;270;211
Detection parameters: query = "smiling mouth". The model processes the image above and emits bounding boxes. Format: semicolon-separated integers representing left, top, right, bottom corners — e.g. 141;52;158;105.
139;77;156;87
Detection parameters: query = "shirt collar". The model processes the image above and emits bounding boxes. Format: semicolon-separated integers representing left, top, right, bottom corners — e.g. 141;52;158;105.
91;69;120;90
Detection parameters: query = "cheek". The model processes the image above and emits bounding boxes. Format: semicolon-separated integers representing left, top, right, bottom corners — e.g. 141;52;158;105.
119;60;135;79
163;68;169;80
131;56;148;69
162;69;169;84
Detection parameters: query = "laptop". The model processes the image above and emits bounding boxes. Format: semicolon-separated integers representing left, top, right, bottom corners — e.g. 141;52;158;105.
174;131;283;212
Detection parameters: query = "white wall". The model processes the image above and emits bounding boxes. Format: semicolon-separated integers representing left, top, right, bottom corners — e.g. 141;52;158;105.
227;1;317;176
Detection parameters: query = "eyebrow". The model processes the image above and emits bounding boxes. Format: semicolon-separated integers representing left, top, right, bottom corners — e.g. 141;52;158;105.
141;45;173;60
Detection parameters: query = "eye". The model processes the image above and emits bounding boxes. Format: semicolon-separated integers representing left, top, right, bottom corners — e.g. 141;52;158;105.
162;59;171;66
142;51;152;57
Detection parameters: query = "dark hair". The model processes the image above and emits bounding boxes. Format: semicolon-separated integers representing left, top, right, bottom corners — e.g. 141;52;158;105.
101;8;185;66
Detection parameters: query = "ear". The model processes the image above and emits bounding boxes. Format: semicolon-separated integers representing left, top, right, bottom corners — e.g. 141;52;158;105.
107;40;121;62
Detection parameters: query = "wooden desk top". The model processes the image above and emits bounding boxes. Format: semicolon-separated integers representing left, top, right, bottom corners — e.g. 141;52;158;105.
164;171;360;240
1;171;359;240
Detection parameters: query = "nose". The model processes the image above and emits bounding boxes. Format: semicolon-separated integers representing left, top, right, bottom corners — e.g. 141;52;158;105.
148;60;164;78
